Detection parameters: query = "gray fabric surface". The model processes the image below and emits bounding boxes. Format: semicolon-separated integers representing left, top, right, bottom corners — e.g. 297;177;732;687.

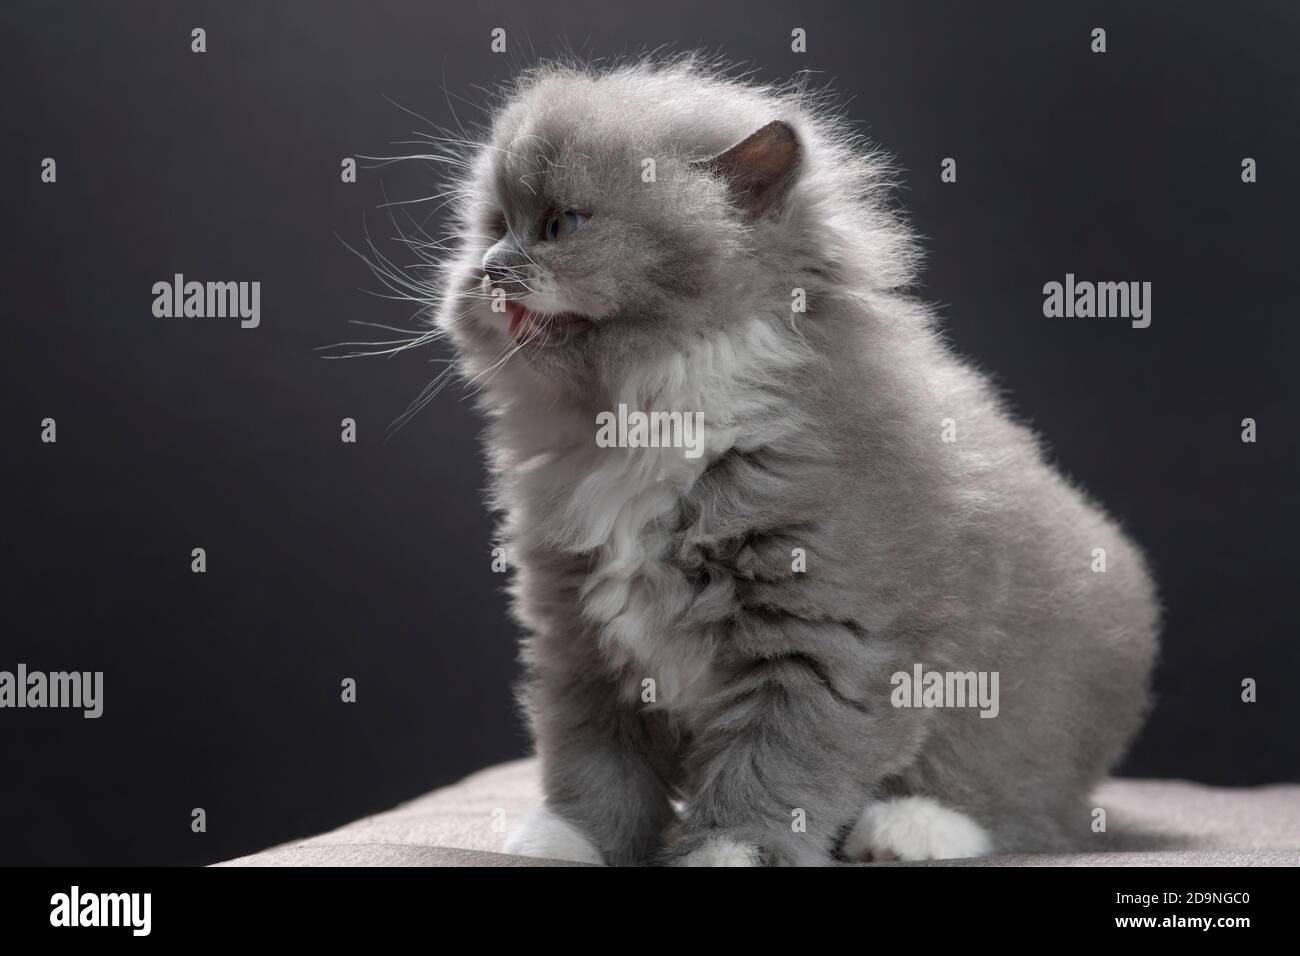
218;758;1300;867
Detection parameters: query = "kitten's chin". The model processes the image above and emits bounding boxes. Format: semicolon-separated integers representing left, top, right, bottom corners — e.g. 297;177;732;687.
503;300;594;345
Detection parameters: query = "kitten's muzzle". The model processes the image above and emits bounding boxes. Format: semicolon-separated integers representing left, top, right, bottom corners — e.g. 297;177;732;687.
481;241;531;293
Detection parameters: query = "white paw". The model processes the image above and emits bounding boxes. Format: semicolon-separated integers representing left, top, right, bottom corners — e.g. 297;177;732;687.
502;806;605;865
678;837;763;867
844;796;992;861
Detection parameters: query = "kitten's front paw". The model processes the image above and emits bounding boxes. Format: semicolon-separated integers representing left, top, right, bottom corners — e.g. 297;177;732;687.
502;806;605;865
843;796;992;862
664;828;825;867
675;836;763;867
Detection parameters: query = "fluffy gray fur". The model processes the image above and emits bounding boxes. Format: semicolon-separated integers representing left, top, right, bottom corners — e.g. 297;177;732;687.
417;56;1160;865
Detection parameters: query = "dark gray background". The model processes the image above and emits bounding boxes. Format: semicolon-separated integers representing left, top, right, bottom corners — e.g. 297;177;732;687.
3;0;1297;866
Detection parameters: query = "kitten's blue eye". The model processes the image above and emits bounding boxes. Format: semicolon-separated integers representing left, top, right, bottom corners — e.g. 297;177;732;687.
543;210;587;241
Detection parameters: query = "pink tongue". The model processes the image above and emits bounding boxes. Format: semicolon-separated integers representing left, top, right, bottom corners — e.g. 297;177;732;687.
504;301;529;338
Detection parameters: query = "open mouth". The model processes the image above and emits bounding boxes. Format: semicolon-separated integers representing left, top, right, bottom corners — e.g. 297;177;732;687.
503;300;593;342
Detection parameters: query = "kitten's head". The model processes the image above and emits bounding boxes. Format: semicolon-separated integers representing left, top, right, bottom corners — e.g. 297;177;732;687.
429;58;913;403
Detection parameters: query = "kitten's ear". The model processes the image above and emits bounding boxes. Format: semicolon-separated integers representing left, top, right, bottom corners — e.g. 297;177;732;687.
691;120;801;220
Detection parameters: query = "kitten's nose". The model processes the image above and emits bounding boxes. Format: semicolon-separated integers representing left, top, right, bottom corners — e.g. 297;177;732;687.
481;240;529;292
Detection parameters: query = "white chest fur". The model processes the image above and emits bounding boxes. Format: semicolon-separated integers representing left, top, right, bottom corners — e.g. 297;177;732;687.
512;319;809;708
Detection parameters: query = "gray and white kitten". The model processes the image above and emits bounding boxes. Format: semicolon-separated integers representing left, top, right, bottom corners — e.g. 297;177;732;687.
425;59;1159;865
